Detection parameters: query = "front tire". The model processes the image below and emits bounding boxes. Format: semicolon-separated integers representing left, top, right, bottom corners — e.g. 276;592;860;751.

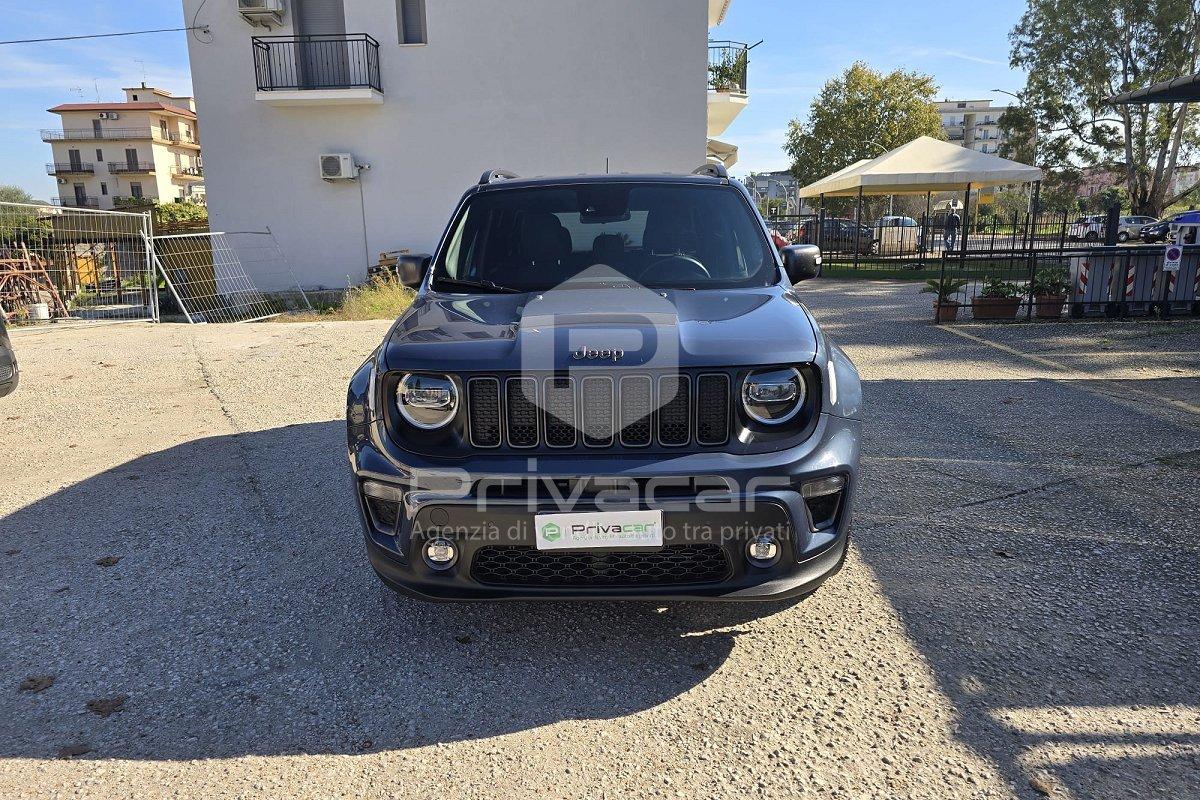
1085;231;1100;242
1117;231;1129;243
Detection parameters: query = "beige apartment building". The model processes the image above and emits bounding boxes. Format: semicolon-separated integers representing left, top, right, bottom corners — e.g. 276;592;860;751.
41;85;202;210
936;99;1010;155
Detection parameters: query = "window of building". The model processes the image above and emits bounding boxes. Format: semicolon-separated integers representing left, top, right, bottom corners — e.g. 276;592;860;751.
92;119;102;137
100;182;108;196
130;182;143;199
397;0;427;44
95;148;103;161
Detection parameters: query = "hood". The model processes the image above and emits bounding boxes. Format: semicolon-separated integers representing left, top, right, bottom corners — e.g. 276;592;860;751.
381;285;817;373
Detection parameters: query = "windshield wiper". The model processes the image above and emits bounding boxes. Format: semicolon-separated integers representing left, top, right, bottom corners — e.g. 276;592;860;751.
432;276;524;294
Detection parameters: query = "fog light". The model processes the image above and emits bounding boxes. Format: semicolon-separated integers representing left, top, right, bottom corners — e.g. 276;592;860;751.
746;535;780;567
801;475;846;498
424;538;457;569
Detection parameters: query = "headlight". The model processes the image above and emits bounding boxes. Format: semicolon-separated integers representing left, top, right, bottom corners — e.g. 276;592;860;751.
397;373;458;429
742;367;805;425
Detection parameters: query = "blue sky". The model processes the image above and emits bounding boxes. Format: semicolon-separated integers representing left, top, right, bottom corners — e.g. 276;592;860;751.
0;0;1026;198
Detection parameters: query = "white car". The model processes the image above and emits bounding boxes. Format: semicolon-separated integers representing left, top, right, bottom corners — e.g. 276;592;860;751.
1067;215;1106;241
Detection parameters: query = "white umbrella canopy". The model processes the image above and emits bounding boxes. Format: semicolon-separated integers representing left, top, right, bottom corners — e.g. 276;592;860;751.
797;136;1042;197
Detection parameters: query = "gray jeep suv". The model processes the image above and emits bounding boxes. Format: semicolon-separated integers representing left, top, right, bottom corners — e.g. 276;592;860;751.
346;165;861;601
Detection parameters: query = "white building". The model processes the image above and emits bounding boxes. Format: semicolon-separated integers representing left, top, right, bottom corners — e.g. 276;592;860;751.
936;99;1010;155
183;0;738;289
41;85;203;210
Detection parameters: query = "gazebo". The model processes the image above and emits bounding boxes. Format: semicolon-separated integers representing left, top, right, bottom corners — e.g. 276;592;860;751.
796;136;1043;265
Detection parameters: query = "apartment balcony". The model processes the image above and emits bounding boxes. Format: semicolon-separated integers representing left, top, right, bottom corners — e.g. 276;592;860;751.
707;40;749;137
108;161;156;174
41;127;199;149
171;165;204;180
50;197;100;209
252;34;383;106
46;162;94;175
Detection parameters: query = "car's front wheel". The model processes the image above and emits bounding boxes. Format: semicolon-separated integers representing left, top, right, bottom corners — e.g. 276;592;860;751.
1085;230;1100;242
1117;231;1129;243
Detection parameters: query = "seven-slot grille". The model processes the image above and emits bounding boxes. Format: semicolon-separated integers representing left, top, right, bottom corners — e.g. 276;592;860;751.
467;372;730;450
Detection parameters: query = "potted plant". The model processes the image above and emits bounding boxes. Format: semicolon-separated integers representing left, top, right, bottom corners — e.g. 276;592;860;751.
1029;267;1069;319
972;277;1023;320
921;276;969;322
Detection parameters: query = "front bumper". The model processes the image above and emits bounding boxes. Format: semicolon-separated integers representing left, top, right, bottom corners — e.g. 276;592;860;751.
349;412;860;601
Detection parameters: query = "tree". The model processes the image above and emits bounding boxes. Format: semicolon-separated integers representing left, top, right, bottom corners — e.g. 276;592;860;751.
784;62;946;188
1006;0;1200;216
0;185;36;205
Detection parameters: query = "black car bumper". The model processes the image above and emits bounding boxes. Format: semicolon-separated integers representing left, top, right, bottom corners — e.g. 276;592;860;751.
349;412;860;601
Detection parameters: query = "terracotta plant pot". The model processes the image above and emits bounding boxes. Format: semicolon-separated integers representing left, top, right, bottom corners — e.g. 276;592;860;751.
972;296;1022;320
1033;294;1065;319
934;301;961;323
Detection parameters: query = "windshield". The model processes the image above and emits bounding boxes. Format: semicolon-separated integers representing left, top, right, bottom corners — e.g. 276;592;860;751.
433;183;777;291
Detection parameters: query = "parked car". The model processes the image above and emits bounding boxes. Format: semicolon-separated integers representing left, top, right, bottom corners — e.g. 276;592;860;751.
795;217;874;254
1116;215;1158;242
872;215;922;255
1068;215;1106;241
346;166;861;601
1140;212;1189;243
0;309;18;398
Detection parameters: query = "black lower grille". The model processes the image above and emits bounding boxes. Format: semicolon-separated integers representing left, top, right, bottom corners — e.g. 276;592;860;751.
471;544;732;587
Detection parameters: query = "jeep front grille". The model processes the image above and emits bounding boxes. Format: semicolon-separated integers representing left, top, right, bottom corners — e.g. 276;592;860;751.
465;371;730;451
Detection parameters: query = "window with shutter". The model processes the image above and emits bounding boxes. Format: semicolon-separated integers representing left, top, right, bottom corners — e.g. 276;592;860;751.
397;0;427;44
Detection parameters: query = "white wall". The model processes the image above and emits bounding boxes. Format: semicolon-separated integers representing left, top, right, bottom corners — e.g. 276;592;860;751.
183;0;708;289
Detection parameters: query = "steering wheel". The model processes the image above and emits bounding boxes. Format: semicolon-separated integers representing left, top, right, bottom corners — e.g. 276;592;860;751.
640;255;710;283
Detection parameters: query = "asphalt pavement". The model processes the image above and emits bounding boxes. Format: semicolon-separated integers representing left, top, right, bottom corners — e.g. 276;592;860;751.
1;282;1197;799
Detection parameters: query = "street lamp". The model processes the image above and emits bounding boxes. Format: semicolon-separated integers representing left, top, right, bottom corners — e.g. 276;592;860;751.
865;140;893;215
993;89;1038;214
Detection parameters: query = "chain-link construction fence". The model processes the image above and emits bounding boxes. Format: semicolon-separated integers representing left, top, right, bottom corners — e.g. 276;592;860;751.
0;201;156;324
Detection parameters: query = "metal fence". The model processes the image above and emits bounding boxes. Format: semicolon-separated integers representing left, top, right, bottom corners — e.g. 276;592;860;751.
708;41;749;93
770;209;1173;271
0;201;156;324
933;245;1200;323
152;230;309;323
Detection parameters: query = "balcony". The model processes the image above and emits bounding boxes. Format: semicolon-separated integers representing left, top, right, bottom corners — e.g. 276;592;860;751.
707;40;749;137
41;127;199;148
46;162;94;175
108;161;156;174
252;34;383;106
51;197;100;209
171;165;204;180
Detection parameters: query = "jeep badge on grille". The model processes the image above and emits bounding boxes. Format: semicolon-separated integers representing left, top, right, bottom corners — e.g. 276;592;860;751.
571;346;624;362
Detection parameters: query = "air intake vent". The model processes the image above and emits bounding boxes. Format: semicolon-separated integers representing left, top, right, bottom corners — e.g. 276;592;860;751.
696;374;731;445
467;377;501;448
657;375;690;446
581;376;615;447
619;375;653;447
543;377;577;448
471;544;732;587
505;378;539;448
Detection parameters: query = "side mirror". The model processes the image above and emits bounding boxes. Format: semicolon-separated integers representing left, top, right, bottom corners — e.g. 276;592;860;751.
781;244;821;283
396;254;432;288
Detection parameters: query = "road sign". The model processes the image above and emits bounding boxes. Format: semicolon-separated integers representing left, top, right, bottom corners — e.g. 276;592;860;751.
1163;244;1182;273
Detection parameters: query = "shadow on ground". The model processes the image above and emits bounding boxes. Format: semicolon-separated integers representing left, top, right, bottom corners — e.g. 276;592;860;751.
0;421;797;760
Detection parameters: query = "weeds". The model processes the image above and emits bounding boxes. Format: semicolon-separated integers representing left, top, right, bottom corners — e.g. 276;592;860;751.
276;275;415;322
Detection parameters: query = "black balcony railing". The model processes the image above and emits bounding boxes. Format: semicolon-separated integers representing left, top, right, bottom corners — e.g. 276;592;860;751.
172;165;204;178
46;162;94;174
51;197;100;209
708;41;749;94
108;161;156;174
252;34;382;92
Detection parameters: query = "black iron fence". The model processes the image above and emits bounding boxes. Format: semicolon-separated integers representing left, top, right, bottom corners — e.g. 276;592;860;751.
932;245;1200;323
107;161;156;174
252;34;383;92
708;41;749;93
46;162;94;175
768;210;1175;271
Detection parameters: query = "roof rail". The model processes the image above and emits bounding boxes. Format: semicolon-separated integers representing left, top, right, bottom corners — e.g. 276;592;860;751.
479;169;521;185
692;162;729;179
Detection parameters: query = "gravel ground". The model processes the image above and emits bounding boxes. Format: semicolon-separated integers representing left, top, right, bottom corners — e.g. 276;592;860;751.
1;282;1197;799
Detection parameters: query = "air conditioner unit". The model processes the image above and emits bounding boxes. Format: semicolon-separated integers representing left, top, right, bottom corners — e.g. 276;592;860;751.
238;0;285;26
57;178;67;185
319;153;358;181
98;111;120;120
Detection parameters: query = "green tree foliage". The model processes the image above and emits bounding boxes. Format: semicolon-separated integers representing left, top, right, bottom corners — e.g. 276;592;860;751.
1005;0;1200;216
0;185;51;245
784;62;946;187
